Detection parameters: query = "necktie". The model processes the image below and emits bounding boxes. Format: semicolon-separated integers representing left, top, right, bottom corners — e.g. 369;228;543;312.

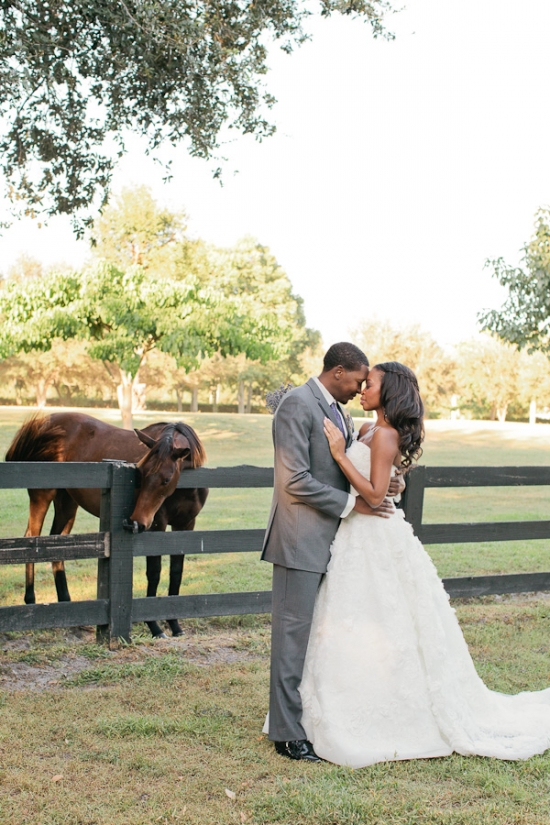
330;402;347;439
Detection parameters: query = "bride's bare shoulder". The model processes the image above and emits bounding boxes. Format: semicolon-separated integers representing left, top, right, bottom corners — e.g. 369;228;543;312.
360;423;399;454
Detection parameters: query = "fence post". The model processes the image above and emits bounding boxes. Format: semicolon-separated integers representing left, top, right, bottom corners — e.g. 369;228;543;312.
401;464;426;537
96;476;113;644
105;462;137;645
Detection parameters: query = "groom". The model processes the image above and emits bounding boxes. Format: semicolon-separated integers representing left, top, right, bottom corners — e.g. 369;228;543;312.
262;342;399;761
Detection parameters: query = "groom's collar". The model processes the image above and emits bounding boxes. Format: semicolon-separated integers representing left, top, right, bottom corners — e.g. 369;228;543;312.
311;376;340;409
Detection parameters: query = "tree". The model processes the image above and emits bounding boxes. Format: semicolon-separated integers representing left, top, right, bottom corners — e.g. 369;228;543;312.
204;236;320;364
0;260;306;427
218;353;285;414
93;191;318;364
150;233;320;411
195;236;320;409
0;344;64;407
0;338;114;406
455;335;519;422
90;186;186;268
4;253;43;282
0;1;394;227
93;188;320;388
168;362;202;413
517;349;550;424
353;319;456;415
480;208;550;358
91;184;214;285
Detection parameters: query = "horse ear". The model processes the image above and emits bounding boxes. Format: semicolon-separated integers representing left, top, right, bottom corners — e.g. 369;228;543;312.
135;428;157;449
172;431;191;459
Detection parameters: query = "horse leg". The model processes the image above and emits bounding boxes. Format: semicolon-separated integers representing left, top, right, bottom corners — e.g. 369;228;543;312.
23;489;56;605
146;555;167;639
166;516;197;637
49;490;79;602
24;563;36;606
167;553;185;637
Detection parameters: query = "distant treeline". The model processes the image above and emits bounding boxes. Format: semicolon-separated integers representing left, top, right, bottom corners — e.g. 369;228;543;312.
2;189;549;424
1;324;549;423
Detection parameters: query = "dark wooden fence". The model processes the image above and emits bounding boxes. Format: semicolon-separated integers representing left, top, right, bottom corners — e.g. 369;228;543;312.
0;461;274;644
401;465;550;597
0;461;549;644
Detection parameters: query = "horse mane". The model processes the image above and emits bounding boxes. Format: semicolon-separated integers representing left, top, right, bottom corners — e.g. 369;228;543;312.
5;414;66;463
140;421;206;472
174;421;206;468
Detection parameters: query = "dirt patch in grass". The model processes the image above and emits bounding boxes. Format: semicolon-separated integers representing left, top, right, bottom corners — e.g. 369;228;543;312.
0;653;93;691
0;619;271;692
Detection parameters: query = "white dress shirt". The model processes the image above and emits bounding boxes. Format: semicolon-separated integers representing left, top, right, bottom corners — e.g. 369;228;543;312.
312;377;355;518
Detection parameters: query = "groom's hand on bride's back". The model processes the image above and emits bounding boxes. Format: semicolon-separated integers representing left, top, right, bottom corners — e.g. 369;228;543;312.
353;496;395;518
388;472;406;498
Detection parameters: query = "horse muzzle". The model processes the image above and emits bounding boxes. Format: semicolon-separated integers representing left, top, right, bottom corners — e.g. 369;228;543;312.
122;519;146;534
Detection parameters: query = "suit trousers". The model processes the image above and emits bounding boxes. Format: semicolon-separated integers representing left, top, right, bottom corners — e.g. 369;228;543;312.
268;564;324;741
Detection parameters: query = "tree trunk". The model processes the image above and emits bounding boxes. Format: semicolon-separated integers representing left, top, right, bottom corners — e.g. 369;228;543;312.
191;388;199;413
176;388;183;413
15;378;24;405
132;382;146;412
35;377;49;408
245;384;253;415
117;371;135;430
237;380;245;415
496;404;508;423
52;380;71;400
450;394;460;421
212;383;220;413
529;399;537;425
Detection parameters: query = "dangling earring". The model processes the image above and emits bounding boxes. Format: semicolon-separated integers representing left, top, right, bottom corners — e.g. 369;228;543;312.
383;407;388;423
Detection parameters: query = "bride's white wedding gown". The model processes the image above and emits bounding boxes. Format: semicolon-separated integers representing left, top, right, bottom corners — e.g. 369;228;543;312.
299;437;550;768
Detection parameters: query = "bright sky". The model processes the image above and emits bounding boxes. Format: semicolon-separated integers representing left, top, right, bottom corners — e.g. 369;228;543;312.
1;0;549;349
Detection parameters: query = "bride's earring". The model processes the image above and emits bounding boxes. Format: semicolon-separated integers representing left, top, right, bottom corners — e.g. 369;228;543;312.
383;408;388;422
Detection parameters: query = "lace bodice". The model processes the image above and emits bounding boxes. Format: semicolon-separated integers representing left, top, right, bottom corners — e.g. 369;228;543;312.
345;439;371;495
345;434;397;498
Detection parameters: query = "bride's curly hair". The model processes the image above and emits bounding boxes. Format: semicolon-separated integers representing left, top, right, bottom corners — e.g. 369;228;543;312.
374;362;425;468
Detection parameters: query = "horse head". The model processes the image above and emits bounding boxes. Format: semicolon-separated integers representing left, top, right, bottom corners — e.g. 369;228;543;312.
122;422;206;533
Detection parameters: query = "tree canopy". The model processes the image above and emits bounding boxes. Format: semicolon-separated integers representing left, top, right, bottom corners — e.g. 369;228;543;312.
90;185;186;267
455;334;519;423
352;319;456;414
480;208;550;358
0;0;394;226
90;188;320;369
0;259;305;426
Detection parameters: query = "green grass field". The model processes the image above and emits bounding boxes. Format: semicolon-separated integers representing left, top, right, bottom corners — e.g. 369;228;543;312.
1;408;550;824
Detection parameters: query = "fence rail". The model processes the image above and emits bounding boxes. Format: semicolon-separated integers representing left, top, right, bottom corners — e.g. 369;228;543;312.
0;461;548;643
401;464;550;602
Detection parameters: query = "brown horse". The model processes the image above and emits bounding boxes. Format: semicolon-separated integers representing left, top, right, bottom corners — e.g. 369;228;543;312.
5;412;208;638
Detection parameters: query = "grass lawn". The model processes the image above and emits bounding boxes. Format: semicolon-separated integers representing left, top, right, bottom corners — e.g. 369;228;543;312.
1;409;550;824
1;601;550;825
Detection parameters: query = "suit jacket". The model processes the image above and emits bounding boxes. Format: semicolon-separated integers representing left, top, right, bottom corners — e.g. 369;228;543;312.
261;378;354;574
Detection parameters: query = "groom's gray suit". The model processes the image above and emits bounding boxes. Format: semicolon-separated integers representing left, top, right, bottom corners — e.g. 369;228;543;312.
262;377;354;741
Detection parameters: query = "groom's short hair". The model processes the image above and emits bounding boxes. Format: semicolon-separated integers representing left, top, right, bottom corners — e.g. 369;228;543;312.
323;342;369;372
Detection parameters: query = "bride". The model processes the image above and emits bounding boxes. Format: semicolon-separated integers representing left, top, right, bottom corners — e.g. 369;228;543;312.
299;361;550;768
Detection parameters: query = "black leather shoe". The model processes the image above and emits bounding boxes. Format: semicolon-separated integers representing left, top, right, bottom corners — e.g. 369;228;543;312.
274;739;322;762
